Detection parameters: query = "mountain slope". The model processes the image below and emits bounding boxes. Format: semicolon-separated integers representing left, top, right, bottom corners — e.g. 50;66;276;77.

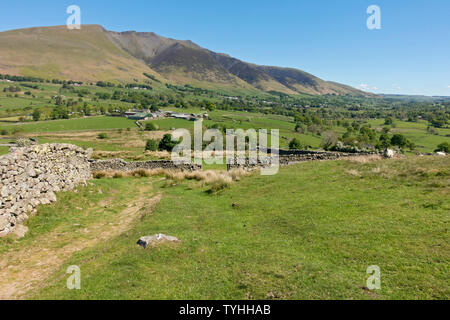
256;66;366;95
0;25;367;96
209;53;298;94
0;25;160;82
107;31;263;92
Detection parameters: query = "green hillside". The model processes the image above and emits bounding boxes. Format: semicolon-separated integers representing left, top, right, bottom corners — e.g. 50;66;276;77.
0;156;447;299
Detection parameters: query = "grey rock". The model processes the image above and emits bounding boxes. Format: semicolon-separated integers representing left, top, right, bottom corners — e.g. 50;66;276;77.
137;234;181;249
384;149;395;158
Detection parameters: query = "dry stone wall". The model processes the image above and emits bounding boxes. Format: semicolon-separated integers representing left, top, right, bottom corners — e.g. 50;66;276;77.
227;150;380;170
0;142;380;237
0;144;92;237
90;159;201;172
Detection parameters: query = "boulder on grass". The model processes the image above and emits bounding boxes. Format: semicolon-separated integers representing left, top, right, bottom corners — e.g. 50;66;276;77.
383;149;395;158
137;234;180;249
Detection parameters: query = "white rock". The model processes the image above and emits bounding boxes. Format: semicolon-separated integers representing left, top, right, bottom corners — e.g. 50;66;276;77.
137;234;181;249
384;149;395;158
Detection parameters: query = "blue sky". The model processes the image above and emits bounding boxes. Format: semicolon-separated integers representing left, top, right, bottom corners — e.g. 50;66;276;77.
1;0;449;96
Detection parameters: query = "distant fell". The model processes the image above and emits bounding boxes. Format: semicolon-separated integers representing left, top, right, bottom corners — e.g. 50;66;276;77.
0;25;368;96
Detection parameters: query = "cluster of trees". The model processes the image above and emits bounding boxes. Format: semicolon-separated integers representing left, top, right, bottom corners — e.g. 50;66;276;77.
3;85;21;93
165;83;216;96
50;106;69;119
337;124;415;151
0;74;45;83
96;81;116;88
145;134;179;152
22;83;41;90
144;122;158;131
32;109;41;121
289;138;304;150
429;116;448;128
435;142;449;153
97;133;108;140
143;73;160;83
96;81;153;91
51;79;83;85
95;92;111;100
124;83;152;90
288;123;417;152
0;75;82;85
109;89;157;109
61;84;90;96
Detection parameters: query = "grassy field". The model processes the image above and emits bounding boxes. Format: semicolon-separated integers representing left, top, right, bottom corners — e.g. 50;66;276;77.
1;113;448;155
0;110;448;160
1;155;447;300
145;108;323;149
0;116;136;133
34;130;169;161
368;119;450;153
1;78;448;153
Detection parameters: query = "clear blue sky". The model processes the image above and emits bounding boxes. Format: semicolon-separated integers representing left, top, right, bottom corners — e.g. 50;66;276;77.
1;0;449;96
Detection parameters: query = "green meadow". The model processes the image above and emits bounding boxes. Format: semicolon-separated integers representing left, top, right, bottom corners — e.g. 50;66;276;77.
367;119;450;153
0;116;136;133
0;156;446;299
1;79;448;153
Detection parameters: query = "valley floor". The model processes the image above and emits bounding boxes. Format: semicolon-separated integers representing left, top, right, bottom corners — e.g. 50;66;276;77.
0;156;448;300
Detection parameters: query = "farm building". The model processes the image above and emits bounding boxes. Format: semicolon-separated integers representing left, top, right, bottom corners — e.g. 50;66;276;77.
127;112;152;121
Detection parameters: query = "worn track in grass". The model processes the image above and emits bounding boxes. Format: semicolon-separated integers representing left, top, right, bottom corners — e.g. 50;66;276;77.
0;185;162;300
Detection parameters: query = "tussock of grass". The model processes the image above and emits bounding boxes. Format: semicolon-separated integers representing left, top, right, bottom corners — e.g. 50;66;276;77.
407;167;449;178
346;156;449;189
93;171;107;179
92;150;133;160
346;169;361;177
206;177;233;194
93;168;167;179
369;166;396;178
113;172;124;179
93;168;252;193
92;151;163;161
165;169;249;193
345;155;383;164
164;171;185;183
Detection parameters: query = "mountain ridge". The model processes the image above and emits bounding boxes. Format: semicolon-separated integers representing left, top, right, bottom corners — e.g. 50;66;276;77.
0;24;369;96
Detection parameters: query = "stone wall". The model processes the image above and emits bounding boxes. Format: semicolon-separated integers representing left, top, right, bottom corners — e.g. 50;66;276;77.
278;151;378;165
90;158;202;172
0;143;379;237
0;144;92;237
227;150;380;170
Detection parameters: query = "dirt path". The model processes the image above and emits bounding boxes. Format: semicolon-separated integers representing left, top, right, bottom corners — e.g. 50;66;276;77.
0;189;162;300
